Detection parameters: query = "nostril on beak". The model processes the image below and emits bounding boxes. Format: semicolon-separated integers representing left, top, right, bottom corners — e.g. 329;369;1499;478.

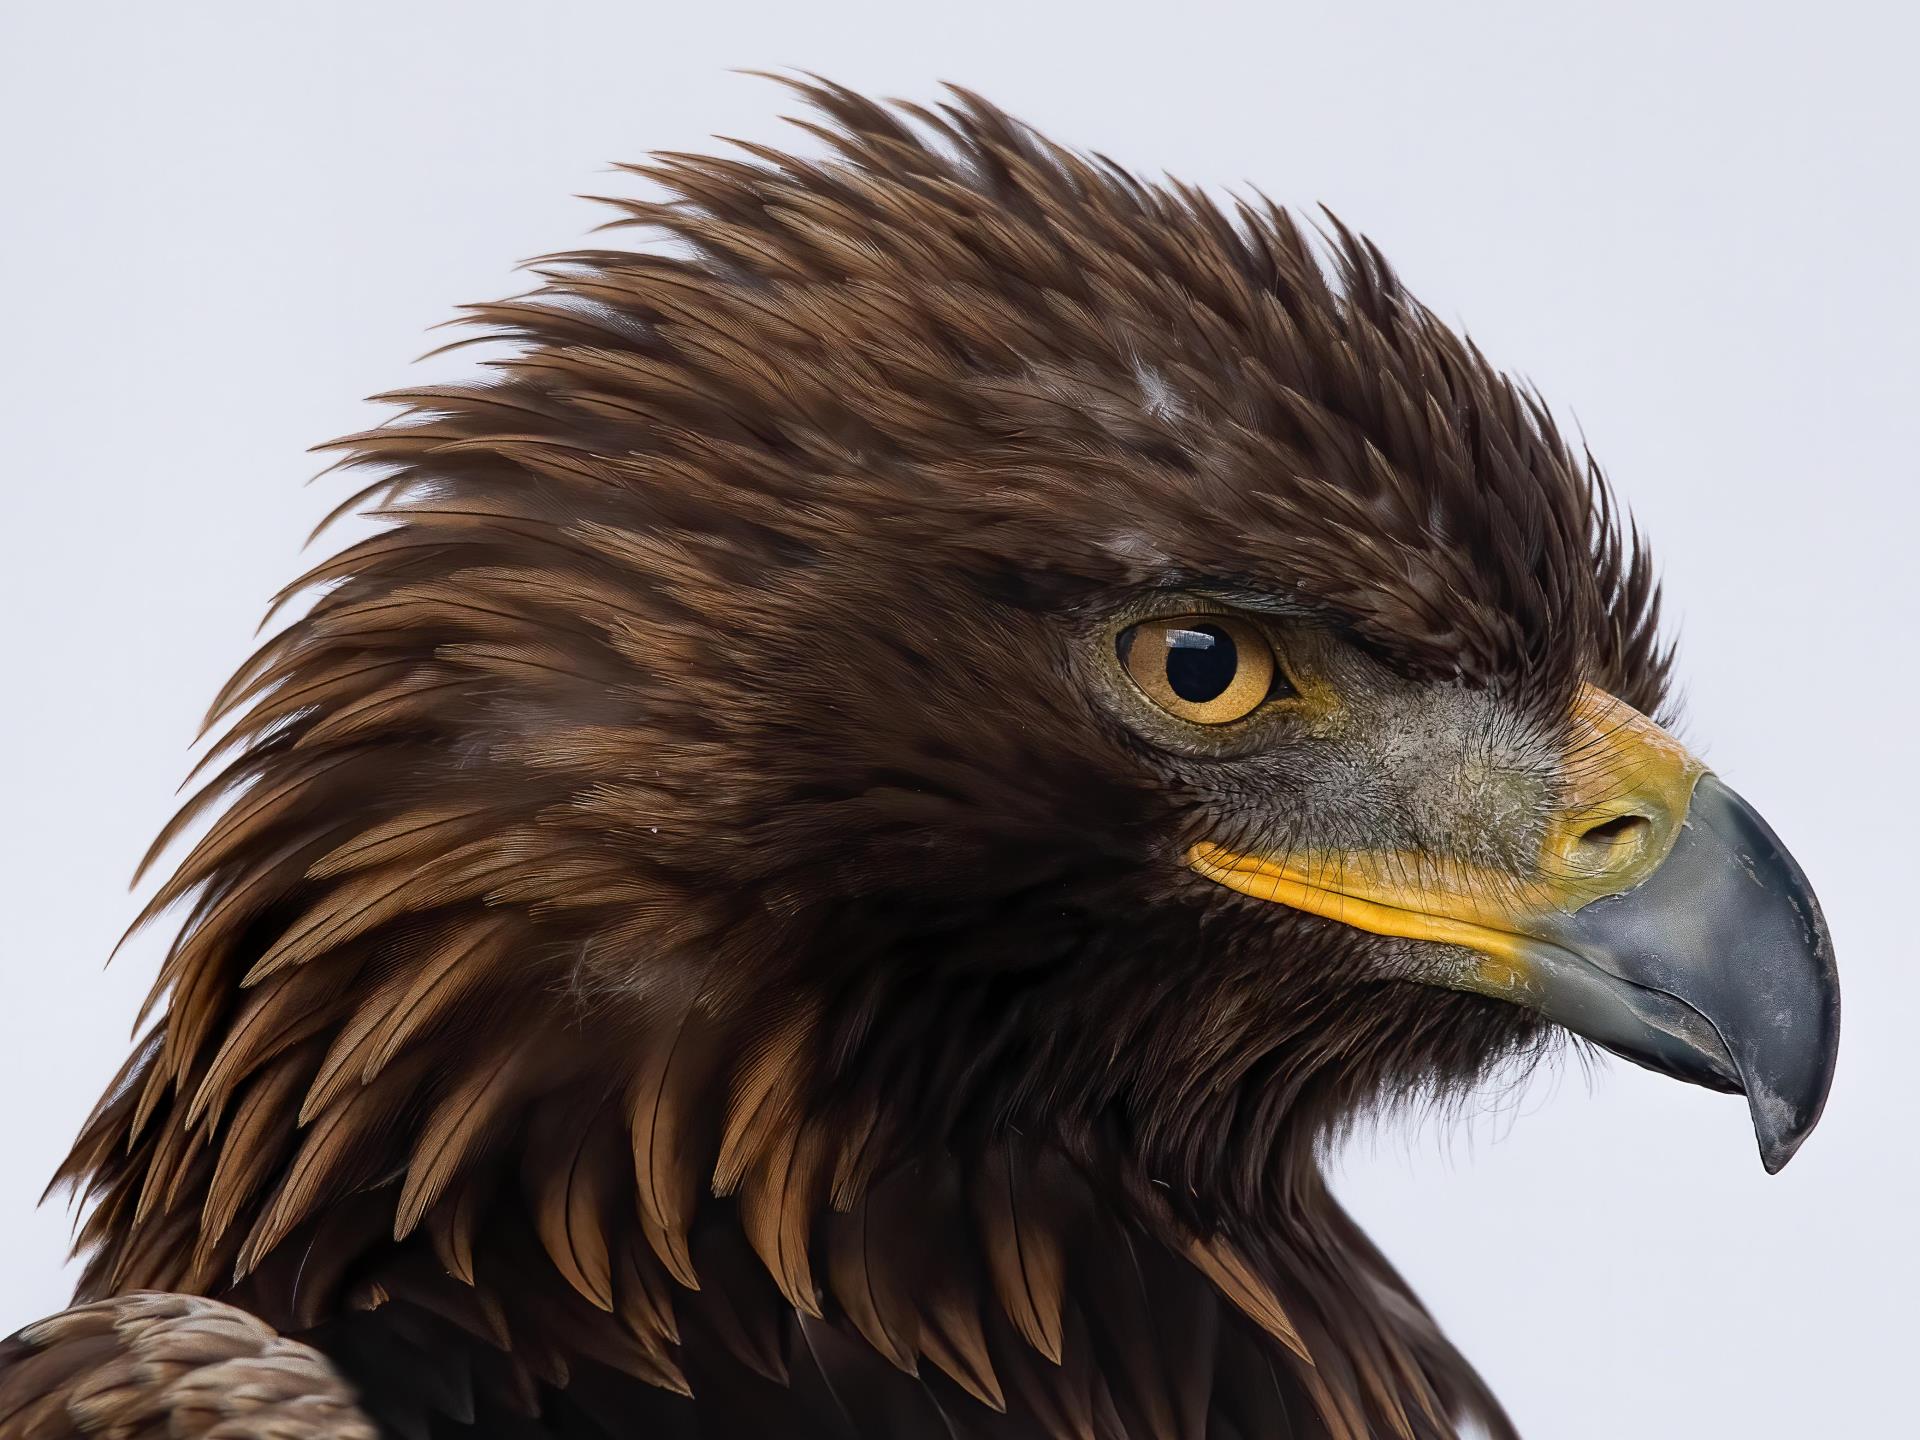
1573;812;1654;872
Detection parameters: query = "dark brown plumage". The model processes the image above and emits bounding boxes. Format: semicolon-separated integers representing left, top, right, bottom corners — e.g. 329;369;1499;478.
1;78;1835;1440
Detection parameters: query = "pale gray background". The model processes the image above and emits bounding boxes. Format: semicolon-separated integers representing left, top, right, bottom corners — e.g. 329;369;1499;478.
3;3;1912;1436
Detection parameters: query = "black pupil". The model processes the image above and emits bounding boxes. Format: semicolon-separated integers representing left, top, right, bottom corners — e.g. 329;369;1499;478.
1164;624;1237;703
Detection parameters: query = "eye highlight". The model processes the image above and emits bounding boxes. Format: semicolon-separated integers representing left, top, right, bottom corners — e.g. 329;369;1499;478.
1117;614;1282;725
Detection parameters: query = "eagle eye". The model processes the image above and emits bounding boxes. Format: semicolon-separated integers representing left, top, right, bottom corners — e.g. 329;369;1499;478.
1117;614;1283;725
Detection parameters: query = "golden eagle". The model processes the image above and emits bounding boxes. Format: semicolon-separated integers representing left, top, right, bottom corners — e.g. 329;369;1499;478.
0;80;1839;1440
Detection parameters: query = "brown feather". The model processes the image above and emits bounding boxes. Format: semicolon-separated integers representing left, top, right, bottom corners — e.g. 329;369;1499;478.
736;1119;830;1317
526;1097;621;1312
824;1191;921;1375
196;1040;323;1269
187;959;347;1130
392;1046;529;1243
424;1174;482;1287
236;1050;430;1278
299;916;512;1121
712;999;820;1197
1184;1233;1311;1364
627;1007;721;1290
973;1142;1066;1365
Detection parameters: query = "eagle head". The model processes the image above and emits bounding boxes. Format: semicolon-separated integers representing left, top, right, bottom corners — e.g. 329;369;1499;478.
61;79;1840;1440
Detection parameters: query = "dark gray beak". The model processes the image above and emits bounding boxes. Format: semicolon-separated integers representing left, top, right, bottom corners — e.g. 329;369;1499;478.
1535;774;1840;1171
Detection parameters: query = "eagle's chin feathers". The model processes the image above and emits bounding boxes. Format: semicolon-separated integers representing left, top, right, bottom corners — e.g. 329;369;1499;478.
41;76;1675;1440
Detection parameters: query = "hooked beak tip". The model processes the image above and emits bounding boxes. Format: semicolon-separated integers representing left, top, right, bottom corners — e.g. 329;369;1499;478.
1750;1083;1825;1174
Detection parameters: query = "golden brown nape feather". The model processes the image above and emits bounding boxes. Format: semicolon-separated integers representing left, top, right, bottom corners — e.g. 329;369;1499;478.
3;77;1675;1440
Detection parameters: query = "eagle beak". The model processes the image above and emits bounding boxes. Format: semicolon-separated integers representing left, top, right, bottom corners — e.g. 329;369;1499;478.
1188;687;1840;1172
